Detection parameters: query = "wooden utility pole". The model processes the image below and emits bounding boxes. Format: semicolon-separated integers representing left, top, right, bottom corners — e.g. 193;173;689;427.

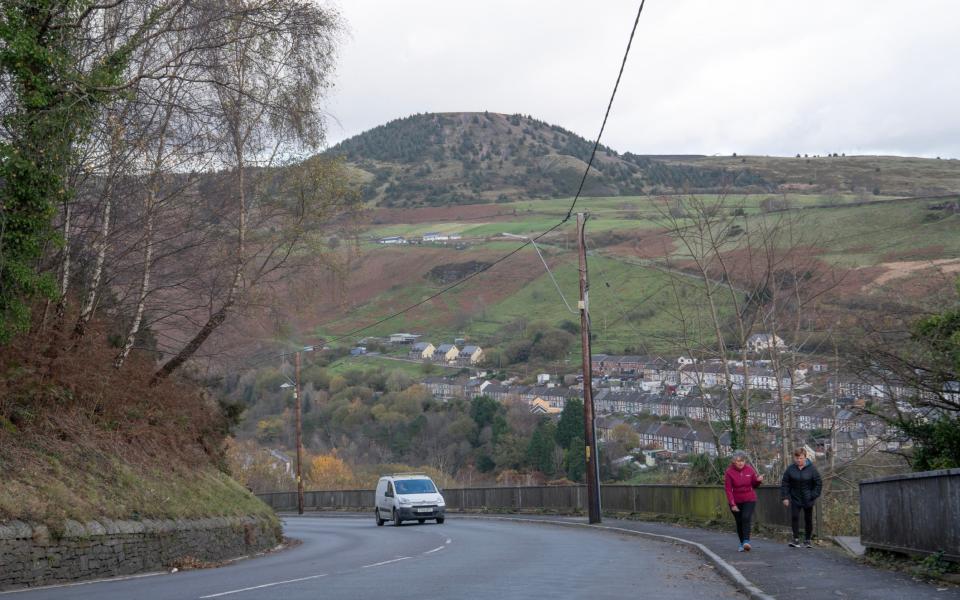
294;350;305;515
577;213;602;524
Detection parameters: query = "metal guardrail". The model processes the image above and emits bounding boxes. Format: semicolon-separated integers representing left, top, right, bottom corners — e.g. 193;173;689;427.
860;468;960;561
257;484;800;531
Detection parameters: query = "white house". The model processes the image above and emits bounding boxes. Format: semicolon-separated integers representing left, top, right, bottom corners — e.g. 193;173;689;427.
746;333;787;352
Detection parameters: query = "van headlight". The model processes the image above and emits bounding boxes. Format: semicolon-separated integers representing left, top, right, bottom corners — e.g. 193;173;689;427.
437;497;445;506
398;496;411;506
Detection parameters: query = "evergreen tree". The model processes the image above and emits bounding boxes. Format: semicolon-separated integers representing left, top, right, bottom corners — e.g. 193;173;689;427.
555;398;584;449
564;436;586;482
526;419;558;474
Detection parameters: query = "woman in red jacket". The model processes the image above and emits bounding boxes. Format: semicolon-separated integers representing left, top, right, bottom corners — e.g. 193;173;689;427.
724;450;764;551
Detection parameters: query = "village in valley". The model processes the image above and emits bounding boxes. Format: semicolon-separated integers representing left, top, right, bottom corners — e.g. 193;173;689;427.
349;330;916;473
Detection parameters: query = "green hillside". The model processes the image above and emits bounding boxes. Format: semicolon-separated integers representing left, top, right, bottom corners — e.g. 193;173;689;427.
310;192;959;361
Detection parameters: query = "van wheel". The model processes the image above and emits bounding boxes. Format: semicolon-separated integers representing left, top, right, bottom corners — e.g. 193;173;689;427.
393;509;402;527
375;509;384;526
436;517;445;524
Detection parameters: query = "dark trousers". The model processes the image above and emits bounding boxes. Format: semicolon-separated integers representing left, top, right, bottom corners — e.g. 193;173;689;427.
732;501;756;543
791;504;814;541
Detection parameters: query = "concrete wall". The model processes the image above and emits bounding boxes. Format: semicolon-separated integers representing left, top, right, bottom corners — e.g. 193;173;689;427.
860;468;960;561
0;516;280;591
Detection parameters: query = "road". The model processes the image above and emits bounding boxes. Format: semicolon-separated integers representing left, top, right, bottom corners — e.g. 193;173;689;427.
3;515;743;599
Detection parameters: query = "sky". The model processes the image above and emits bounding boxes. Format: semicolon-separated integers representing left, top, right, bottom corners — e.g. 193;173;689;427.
323;1;960;159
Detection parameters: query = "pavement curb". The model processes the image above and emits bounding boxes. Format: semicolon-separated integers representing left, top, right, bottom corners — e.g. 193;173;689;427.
460;515;775;600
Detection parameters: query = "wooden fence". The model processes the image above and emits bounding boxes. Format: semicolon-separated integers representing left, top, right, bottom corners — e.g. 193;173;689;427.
860;468;960;561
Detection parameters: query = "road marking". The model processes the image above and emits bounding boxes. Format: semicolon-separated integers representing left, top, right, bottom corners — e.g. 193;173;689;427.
361;556;411;568
198;574;327;598
445;538;452;544
424;546;445;554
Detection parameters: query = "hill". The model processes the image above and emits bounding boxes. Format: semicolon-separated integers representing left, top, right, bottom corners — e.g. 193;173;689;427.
328;112;769;207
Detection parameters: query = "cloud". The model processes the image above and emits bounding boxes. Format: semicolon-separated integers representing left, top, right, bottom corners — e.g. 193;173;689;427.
324;0;960;158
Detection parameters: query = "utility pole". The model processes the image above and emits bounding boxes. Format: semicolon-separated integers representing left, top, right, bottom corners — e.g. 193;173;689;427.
294;350;304;515
577;212;601;524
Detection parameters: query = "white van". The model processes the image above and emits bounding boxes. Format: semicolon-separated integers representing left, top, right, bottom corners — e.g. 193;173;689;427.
375;473;446;526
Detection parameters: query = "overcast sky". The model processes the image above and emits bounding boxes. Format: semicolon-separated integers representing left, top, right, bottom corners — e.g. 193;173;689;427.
323;1;960;159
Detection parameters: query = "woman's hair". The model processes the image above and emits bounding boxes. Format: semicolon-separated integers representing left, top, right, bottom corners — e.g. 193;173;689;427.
731;450;749;462
793;447;807;457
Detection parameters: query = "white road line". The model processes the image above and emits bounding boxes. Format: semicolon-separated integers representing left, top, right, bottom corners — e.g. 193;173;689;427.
198;574;327;598
445;538;452;544
423;546;445;555
361;556;412;568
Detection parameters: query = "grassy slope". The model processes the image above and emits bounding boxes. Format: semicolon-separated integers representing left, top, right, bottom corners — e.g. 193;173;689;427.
0;327;276;527
321;192;958;357
0;461;273;526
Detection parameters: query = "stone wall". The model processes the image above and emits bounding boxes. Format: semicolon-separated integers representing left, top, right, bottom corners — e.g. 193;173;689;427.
0;516;281;591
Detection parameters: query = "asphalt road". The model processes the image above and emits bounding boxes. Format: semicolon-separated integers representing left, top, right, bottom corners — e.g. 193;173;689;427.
3;515;743;599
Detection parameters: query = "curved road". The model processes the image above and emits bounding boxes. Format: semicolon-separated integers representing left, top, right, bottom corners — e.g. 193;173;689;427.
4;515;742;599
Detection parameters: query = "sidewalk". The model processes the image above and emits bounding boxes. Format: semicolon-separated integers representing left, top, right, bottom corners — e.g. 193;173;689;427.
468;514;959;600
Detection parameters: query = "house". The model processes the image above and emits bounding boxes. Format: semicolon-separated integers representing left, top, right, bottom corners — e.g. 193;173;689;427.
434;344;459;363
422;376;469;400
458;345;483;365
409;342;435;360
350;346;367;356
523;386;580;412
530;398;562;414
389;333;419;344
422;232;449;242
745;333;787;352
636;422;731;457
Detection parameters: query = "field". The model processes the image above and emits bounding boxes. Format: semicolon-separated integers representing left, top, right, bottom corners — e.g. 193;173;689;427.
279;190;960;363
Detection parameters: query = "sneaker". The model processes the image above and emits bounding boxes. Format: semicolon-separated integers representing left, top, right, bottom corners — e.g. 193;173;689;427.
804;540;813;548
738;544;744;552
789;538;801;547
743;541;751;552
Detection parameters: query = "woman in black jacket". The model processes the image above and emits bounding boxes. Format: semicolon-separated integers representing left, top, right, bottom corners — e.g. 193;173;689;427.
780;447;822;547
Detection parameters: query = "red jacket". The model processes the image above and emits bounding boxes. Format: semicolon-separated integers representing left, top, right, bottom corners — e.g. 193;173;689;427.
724;464;761;506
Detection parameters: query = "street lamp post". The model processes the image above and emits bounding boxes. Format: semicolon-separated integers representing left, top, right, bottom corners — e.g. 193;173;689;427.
294;350;304;515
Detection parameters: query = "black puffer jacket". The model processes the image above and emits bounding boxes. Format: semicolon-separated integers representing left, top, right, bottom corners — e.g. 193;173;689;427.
780;462;822;508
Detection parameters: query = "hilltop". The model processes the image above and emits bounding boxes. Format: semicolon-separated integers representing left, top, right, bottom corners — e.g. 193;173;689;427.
328;112;769;206
329;112;960;208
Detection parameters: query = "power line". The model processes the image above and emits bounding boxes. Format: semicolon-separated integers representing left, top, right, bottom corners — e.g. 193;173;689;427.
565;0;647;222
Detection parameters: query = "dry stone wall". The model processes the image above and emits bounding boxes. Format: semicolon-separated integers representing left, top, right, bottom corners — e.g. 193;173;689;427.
0;516;280;591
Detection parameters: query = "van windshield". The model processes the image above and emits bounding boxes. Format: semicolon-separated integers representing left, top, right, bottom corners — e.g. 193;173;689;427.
395;479;436;494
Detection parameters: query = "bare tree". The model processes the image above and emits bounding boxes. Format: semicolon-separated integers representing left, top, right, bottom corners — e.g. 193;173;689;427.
150;0;347;383
655;194;840;467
